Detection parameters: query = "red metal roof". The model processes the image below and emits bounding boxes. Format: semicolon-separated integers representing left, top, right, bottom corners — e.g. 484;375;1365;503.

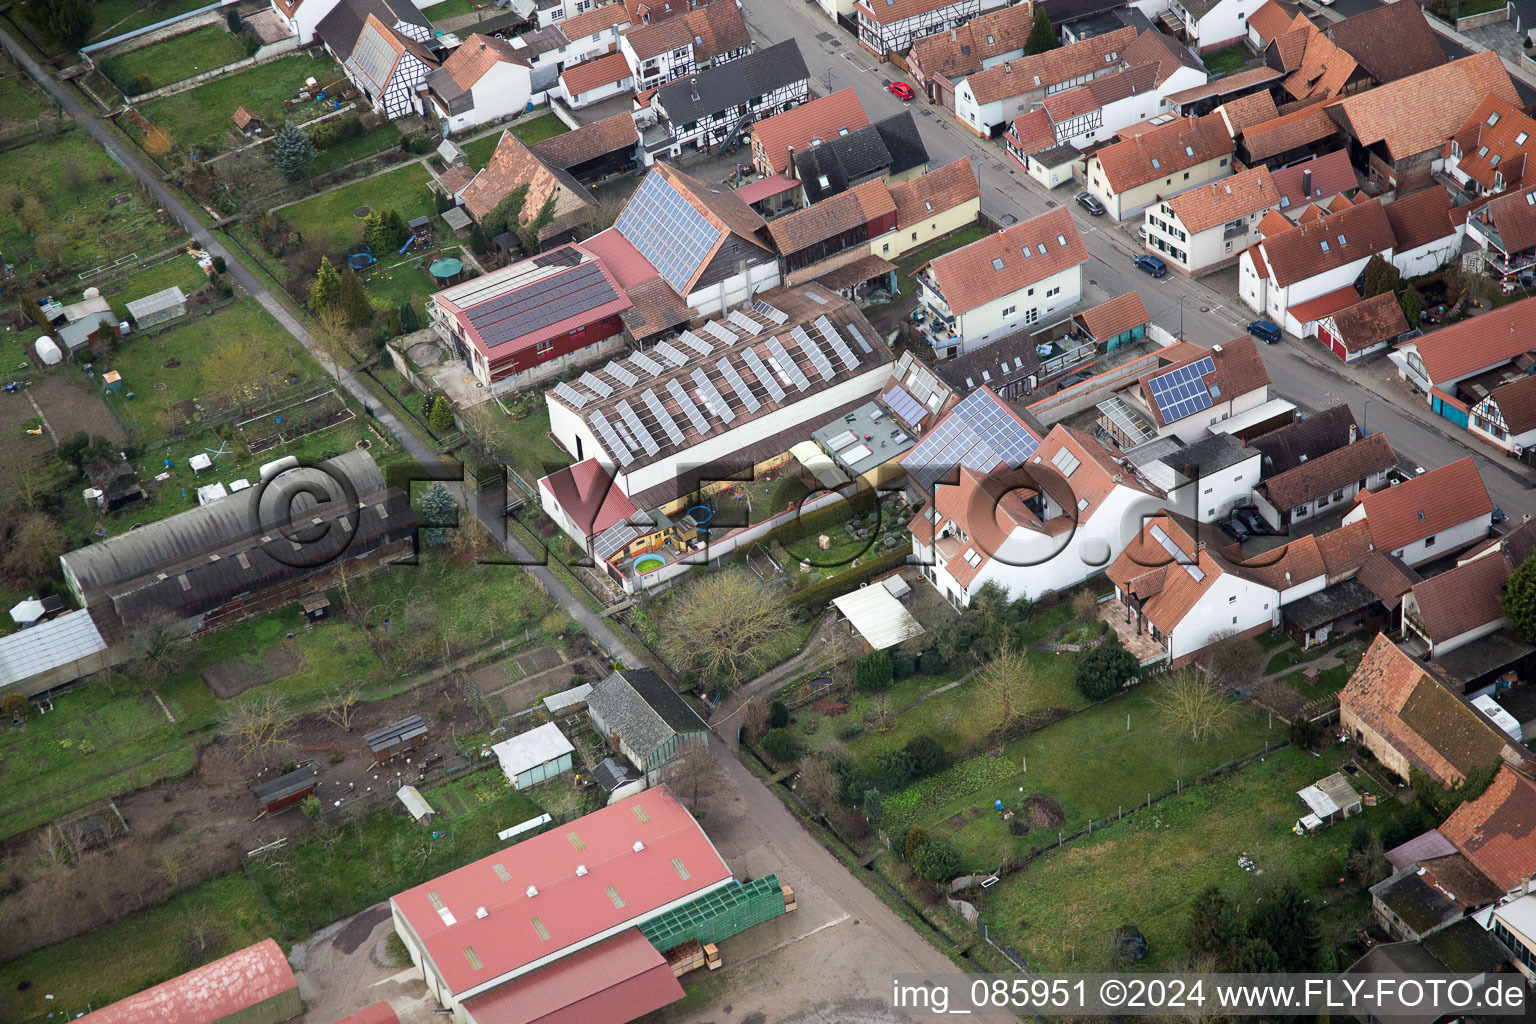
577;227;663;289
333;1001;400;1024
539;458;637;538
462;928;683;1024
391;789;730;997
733;173;800;204
78;939;296;1024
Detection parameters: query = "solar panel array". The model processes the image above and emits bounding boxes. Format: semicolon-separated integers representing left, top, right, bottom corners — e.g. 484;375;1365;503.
655;341;689;366
816;316;858;371
691;369;735;423
792;326;835;381
741;349;785;403
882;384;928;427
666;378;710;436
728;310;760;334
579;371;612;398
616;399;659;456
752;299;788;325
642;388;684;446
614;172;720;294
1150;525;1205;581
1147;356;1215;424
717;358;760;413
766;338;810;391
846;322;873;353
704;321;737;344
463;262;617;348
553;381;589;409
589;410;633;466
631;351;666;377
604;361;639;388
903;390;1041;493
678;330;713;356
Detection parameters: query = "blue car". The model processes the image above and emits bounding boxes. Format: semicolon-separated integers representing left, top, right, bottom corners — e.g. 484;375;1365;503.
1133;254;1167;278
1248;319;1282;344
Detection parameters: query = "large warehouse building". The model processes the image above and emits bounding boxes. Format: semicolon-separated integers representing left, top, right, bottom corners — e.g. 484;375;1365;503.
390;788;790;1024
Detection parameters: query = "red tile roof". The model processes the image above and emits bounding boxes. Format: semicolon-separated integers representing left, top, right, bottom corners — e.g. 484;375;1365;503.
964;27;1138;104
1258;432;1396;510
334;1002;400;1024
1317;518;1376;580
907;5;1034;84
1008;108;1058;155
441;34;526;91
1091;114;1233;193
1324;292;1408;353
1327;50;1518;162
924;207;1087;316
391;789;731;997
530;112;639;170
1407;549;1510;643
1254;196;1393;287
1287;284;1361;326
1168;164;1280;234
766;177;896;253
462;131;586;222
1215;89;1279;137
1134;336;1270;427
1241;100;1339;162
1349;457;1492;554
1487;373;1536;434
888;156;978;227
1356;548;1420;606
1324;0;1445;86
1440;765;1536;891
1386;187;1458;253
1106;513;1225;634
1167;65;1284;108
560;51;633;97
621;0;747;61
1471;183;1536;255
461;929;684;1024
540;458;637;537
1248;0;1304;46
1269;150;1358;211
751;88;871;174
78;940;296;1024
1280;29;1356;105
856;0;967;26
1405;295;1536;384
558;3;631;37
1451;92;1536;192
1076;292;1150;341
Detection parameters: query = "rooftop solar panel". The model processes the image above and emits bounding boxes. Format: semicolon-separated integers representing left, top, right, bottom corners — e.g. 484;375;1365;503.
740;349;785;403
666;378;709;436
846;322;873;354
1147;356;1215;424
616;399;659;456
553;381;589;409
882;384;927;427
630;351;666;377
614;172;720;294
902;390;1040;493
728;310;760;335
589;410;633;466
792;326;835;381
678;330;713;356
751;299;788;325
579;372;613;398
1150;524;1205;581
704;320;737;344
815;316;859;371
654;341;688;366
766;338;810;391
690;369;735;423
464;262;619;349
716;358;761;413
641;389;684;446
604;361;639;388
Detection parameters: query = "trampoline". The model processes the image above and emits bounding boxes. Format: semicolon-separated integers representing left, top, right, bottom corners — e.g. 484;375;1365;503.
348;252;376;270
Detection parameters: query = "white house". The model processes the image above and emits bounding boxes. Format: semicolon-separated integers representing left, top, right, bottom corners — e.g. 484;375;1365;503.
952;26;1139;139
1123;430;1261;524
855;0;1009;62
1250;431;1396;531
1169;0;1280;53
1341;457;1494;568
1080;113;1234;221
646;39;809;156
1385;187;1463;280
1469;373;1536;456
322;11;438;120
1033;32;1207;151
1492;896;1536;984
1145;163;1279;273
1400;549;1510;659
1239;197;1396;338
508;9;628;91
272;0;431;48
1004;110;1081;189
1100;338;1272;445
908;423;1169;608
559;51;634;109
915;206;1088;358
619;0;750;91
1444;92;1536;199
424;36;533;133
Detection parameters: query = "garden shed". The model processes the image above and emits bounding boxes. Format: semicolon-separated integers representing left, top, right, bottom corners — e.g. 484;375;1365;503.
830;581;925;651
252;764;320;813
591;755;645;804
1296;772;1362;831
542;681;592;716
587;668;707;782
366;715;428;765
396;785;435;821
491;721;575;789
126;285;188;329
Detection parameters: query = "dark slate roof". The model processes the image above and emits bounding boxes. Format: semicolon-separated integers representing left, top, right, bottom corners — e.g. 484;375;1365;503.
1422;917;1512;974
876;111;926;175
1283;577;1379;631
252;765;319;804
588;668;707;757
316;0;429;60
792;114;929;205
1369;870;1461;936
655;39;808;124
1248;403;1359;476
932;329;1043;394
1434;632;1536;685
592;755;643;791
1040;0;1128;26
1169;432;1255;475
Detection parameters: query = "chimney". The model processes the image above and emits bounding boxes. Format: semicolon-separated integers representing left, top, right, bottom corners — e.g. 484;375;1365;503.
786;144;795;176
1302;168;1311;198
1349;423;1357;444
1004;61;1011;73
689;76;698;101
475;906;488;918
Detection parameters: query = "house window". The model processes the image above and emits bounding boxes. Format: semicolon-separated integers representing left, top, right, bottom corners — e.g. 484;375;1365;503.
882;243;890;254
535;340;554;356
1424;535;1436;548
1228;595;1237;603
1002;305;1017;317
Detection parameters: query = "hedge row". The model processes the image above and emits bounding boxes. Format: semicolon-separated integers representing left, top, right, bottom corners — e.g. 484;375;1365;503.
788;549;909;610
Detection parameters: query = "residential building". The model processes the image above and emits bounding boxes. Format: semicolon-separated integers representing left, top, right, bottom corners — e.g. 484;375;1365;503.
930;329;1050;399
530;111;641;186
1445;92;1536;198
1168;67;1282;120
952;26;1139;138
1267;151;1359;223
1251;431;1395;530
1389;297;1536;424
1338;634;1527;786
1386;186;1462;279
877;156;980;259
1327;50;1517;192
509;8;630;92
1032;30;1207;150
430;245;631;386
855;0;1010;62
906;5;1034;107
768;178;899;275
1166;0;1270;53
915;206;1088;357
458;131;595;249
1492;895;1536;981
1238;197;1395;338
391;788;790;1024
1370;857;1499;942
789;112;929;205
318;7;438;119
1400;549;1510;659
1080;114;1234;222
1236;100;1341;169
1097;337;1272;445
1466;182;1536;281
1341;457;1493;568
1004;109;1081;189
586;668;707;780
1269;24;1356;106
909;420;1167;607
1322;1;1445;89
1144;163;1279;273
645;40;810;156
1075;291;1151;351
1315;292;1409;363
619;0;750;91
749;88;871;176
560;52;635;109
1441;765;1536;896
269;0;423;47
1249;404;1357;477
424;35;532;133
76;940;300;1024
1245;0;1304;49
1469;373;1536;456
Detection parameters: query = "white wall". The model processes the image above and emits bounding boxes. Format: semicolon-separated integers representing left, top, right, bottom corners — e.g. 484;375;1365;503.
1169;571;1277;661
686;261;781;318
1241;253;1387;338
1391;229;1464;279
564;71;634;109
921;265;1082;353
444;63;534;133
1176;0;1269;50
1083;154;1233;221
1165;451;1261;522
1342;504;1491;567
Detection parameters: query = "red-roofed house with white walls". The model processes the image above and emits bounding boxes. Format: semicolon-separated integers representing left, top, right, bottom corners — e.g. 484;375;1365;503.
1341;457;1493;568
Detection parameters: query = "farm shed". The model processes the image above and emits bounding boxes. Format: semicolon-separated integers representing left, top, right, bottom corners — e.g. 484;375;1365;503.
252;764;319;813
830;580;925;651
0;608;119;700
491;721;575;789
397;785;435;820
591;756;645;804
126;285;188;329
587;668;707;783
76;937;300;1024
1297;772;1362;831
542;681;593;716
366;715;428;765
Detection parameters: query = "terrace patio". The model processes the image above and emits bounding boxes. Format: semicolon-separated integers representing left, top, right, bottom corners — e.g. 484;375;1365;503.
1098;596;1168;664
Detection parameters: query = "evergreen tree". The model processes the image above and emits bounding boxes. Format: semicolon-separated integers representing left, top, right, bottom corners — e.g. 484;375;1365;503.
470;223;489;255
338;268;373;326
1024;6;1059;55
398;302;420;333
225;7;242;32
1074;639;1139;700
384;208;409;249
363;211;389;254
855;649;893;691
28;0;92;48
309;256;341;313
1400;287;1423;327
912;839;962;882
1187;886;1244;966
861;788;884;824
1247;879;1318;971
418;482;457;545
1360;254;1400;298
1232;937;1283;974
428;395;454;433
271;121;316;181
1504;553;1536;642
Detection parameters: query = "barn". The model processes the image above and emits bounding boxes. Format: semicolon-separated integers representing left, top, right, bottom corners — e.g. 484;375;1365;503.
586;669;707;784
76;938;300;1024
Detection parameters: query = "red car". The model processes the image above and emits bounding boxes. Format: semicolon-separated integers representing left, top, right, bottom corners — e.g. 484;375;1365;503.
888;81;915;101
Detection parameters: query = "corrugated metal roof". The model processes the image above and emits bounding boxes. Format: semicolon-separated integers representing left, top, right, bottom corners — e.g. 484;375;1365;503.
830;586;925;650
542;682;593;713
492;722;575;779
0;609;106;687
397;785;435;820
461;929;682;1024
125;285;186;320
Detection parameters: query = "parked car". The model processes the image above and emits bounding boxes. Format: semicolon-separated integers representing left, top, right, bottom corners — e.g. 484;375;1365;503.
1133;254;1167;277
1218;517;1251;543
888;81;915;101
1076;191;1106;216
1248;319;1282;344
1231;507;1268;535
1136;225;1148;242
1055;372;1090;392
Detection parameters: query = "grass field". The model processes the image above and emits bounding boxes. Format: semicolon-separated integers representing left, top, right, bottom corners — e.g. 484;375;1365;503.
0;51;52;126
975;747;1403;970
103;24;248;92
97;253;209;303
461;112;570;168
139;53;346;151
0;127;187;274
79;0;212;42
422;0;484;18
314;120;404;171
278;163;436;253
362;245;465;308
1202;45;1251;76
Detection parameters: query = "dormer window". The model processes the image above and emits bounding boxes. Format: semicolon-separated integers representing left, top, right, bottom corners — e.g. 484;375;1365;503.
1519;132;1529;146
1488;111;1501;126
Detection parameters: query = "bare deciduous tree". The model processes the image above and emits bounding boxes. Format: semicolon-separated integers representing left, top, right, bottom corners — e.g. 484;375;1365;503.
978;641;1031;732
796;756;839;814
222;691;290;762
0;446;52;510
1150;669;1238;743
870;693;894;732
319;683;363;732
660;569;793;692
742;697;769;740
662;739;713;811
1196;629;1265;690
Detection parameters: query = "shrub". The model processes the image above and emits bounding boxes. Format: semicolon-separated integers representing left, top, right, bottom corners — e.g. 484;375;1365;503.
904;735;945;778
912;838;963;882
301;795;322;820
762;727;796;762
212;255;226;274
902;824;930;862
307;114;364;149
854;649;893;692
861;788;883;823
890;649;915;680
834;721;863;740
1288;715;1322;750
1075;639;1139;700
769;699;790;729
136;73;151;94
875;750;914;791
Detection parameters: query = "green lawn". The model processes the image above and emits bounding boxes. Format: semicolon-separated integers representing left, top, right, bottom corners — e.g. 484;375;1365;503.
512;112;569;145
1202;45;1251;76
0;127;187;274
98;254;209;304
462;131;500;169
315;120;404;171
104;24;248;92
0;874;281;1021
79;0;213;42
423;0;484;18
277;163;437;254
975;748;1403;971
138;53;347;151
0;50;52;124
896;224;989;298
363;246;465;308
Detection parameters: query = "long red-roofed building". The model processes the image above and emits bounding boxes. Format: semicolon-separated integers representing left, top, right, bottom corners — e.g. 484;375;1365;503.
77;938;300;1024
